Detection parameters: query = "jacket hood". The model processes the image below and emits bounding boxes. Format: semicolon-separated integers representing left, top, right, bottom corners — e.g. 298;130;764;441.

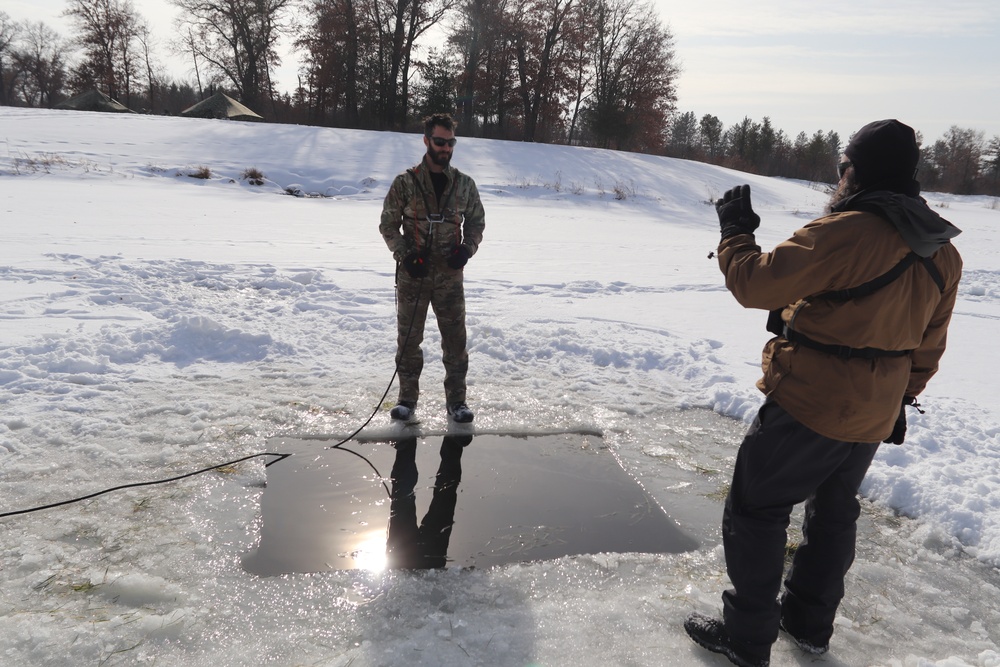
835;190;962;258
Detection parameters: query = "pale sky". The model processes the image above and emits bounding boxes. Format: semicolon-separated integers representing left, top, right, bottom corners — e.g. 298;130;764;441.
7;0;999;145
659;0;1000;144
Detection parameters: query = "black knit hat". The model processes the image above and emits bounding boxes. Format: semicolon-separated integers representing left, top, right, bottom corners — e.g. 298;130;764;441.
844;119;920;194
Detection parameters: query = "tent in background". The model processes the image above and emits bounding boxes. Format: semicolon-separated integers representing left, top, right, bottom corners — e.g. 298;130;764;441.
54;89;134;114
180;92;264;122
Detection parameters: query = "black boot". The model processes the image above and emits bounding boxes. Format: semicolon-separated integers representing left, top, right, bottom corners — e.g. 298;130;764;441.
684;613;769;667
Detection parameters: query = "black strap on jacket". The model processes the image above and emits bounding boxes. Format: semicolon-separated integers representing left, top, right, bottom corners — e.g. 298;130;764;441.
769;251;946;359
781;329;911;360
813;252;945;302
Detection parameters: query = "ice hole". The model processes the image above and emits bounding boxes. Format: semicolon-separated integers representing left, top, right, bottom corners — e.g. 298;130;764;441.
243;432;699;575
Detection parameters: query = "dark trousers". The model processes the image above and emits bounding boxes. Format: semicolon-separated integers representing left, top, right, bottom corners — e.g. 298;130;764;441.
721;400;879;659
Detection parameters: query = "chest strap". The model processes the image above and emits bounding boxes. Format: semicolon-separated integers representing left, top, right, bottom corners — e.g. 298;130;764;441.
771;251;945;359
813;252;944;302
408;168;460;247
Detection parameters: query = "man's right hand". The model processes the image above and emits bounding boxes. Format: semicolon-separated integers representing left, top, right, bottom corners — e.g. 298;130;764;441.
716;184;761;240
402;251;429;279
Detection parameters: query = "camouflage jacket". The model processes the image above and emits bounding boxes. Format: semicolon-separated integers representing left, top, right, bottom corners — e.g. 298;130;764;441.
379;158;486;264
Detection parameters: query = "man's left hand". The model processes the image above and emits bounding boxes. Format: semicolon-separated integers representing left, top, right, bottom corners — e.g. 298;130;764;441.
447;244;471;270
716;184;761;240
883;396;914;445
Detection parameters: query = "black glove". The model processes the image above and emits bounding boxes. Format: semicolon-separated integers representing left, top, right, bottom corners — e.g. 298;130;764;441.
446;244;471;270
402;251;429;279
716;184;761;240
883;396;915;445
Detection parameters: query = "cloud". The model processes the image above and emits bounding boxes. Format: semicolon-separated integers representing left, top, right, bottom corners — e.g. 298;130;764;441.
659;0;999;38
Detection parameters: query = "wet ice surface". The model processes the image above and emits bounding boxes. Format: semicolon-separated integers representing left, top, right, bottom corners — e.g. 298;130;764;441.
627;409;1000;665
244;431;698;576
236;409;1000;666
3;111;1000;665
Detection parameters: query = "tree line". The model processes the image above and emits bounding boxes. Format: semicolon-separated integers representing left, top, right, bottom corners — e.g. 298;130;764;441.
0;0;678;153
667;112;1000;197
1;1;998;195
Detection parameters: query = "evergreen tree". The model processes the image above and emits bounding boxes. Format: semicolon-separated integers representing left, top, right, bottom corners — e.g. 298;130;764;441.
413;48;459;119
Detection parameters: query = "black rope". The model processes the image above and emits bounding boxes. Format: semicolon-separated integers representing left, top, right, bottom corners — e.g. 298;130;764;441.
329;445;392;498
0;452;291;519
1;257;427;520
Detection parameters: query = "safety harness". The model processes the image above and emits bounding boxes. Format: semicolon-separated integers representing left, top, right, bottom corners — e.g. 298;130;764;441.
767;251;946;360
406;166;460;255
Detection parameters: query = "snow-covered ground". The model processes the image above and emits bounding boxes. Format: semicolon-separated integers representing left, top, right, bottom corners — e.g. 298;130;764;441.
1;107;999;666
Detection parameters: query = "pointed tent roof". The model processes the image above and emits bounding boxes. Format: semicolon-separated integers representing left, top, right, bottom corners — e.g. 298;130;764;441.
180;92;264;122
54;89;134;113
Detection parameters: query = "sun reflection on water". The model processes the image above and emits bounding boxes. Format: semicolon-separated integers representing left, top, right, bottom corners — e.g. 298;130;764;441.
349;530;388;572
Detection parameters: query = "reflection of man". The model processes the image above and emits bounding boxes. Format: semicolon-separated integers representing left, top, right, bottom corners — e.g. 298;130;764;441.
684;120;962;667
386;435;472;569
379;113;486;425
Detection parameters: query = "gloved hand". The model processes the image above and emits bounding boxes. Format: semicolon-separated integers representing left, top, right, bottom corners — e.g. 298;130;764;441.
716;184;761;240
402;251;429;279
883;396;914;445
447;244;471;270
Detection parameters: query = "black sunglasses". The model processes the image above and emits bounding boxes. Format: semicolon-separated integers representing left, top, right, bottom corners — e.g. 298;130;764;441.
430;136;457;147
836;160;852;179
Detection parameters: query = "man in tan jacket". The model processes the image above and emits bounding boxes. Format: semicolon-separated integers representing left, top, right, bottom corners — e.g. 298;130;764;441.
685;119;962;667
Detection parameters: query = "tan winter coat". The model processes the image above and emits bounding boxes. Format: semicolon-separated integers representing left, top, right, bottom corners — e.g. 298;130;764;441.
718;196;962;443
380;158;486;265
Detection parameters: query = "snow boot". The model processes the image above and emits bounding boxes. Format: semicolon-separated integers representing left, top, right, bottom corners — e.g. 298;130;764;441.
684;613;769;667
779;618;829;655
390;400;416;421
447;402;474;424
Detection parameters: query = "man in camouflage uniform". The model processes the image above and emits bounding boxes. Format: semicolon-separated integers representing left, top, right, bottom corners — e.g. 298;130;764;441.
379;113;486;424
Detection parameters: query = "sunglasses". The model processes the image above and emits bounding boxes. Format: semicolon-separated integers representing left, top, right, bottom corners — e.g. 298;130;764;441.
430;136;457;147
836;160;852;179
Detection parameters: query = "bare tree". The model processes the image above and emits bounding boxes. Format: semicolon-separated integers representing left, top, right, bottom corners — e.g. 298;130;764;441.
584;0;679;152
448;0;516;136
180;27;204;98
297;0;364;126
511;0;577;142
450;0;489;132
363;0;452;130
171;0;294;112
0;12;21;106
64;0;145;106
136;22;166;112
563;0;596;144
11;21;69;107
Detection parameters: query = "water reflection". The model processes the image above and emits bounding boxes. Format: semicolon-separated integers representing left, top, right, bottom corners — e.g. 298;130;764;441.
244;431;697;576
386;435;473;569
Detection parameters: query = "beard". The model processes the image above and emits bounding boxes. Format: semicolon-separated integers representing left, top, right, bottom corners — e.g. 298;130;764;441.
426;145;451;168
825;171;863;214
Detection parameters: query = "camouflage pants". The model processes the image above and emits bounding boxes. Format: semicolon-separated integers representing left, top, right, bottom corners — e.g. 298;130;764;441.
395;264;468;406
